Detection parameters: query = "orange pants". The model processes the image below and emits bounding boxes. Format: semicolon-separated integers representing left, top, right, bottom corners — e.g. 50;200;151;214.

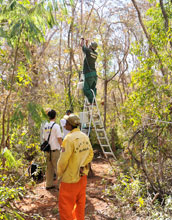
59;175;87;220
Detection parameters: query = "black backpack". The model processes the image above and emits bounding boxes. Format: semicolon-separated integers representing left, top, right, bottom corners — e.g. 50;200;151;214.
28;163;43;181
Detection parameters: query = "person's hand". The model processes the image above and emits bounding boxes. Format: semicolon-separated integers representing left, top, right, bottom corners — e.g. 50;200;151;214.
60;146;65;152
80;164;89;176
80;38;84;47
80;167;84;176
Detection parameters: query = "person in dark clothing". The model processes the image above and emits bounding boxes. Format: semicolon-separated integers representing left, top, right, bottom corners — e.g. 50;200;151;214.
80;38;98;104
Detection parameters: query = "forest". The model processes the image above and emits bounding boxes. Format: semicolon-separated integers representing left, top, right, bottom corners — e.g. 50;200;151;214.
0;0;172;219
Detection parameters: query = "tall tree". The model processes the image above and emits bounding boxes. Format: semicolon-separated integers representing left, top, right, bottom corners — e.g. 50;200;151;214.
121;0;172;194
0;0;59;150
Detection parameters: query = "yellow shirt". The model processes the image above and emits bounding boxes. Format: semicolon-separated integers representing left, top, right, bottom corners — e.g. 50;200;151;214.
57;128;94;183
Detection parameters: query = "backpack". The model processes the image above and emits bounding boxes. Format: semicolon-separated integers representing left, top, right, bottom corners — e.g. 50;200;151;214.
28;163;43;181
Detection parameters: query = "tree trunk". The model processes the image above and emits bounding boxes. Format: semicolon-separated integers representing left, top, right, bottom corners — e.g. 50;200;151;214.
59;21;62;70
103;80;108;129
67;6;75;111
1;43;20;150
111;128;116;153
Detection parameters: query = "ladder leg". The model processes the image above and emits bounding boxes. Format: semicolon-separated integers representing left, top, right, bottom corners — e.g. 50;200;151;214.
81;90;116;160
90;90;116;160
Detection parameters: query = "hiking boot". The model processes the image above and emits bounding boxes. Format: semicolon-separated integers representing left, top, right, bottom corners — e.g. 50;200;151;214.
46;186;55;190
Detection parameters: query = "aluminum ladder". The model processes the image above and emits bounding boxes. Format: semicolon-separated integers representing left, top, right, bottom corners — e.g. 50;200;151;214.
81;90;116;159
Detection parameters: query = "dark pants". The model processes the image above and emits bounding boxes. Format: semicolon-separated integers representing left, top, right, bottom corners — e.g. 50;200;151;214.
83;75;97;104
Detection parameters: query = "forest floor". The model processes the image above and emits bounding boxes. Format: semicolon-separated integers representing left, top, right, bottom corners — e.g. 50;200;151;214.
14;158;143;220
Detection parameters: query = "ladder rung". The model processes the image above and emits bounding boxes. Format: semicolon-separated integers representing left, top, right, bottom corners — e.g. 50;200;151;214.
95;126;104;130
101;145;109;147
83;95;116;160
94;121;101;123
81;129;89;132
96;129;104;131
104;152;114;155
82;127;93;129
95;124;102;127
94;120;104;124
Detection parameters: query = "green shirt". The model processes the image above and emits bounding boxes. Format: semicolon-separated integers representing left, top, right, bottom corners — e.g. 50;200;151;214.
82;46;98;74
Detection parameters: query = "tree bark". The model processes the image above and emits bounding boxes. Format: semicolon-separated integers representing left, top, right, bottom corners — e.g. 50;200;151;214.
159;0;169;31
67;6;76;111
111;128;116;152
103;80;108;129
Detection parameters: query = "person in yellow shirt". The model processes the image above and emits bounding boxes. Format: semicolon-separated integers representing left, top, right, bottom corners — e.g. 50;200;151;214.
57;114;94;220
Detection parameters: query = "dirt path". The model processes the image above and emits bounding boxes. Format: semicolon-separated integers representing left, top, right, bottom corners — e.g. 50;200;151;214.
14;158;115;220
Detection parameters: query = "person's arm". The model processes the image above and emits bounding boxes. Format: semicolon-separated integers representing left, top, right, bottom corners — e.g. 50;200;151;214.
57;138;73;178
85;39;88;47
80;37;85;47
80;143;94;176
82;144;94;167
42;123;47;141
58;137;62;146
55;124;63;146
80;38;89;54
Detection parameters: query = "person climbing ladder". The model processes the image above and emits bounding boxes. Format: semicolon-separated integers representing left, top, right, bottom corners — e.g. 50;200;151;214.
80;37;98;104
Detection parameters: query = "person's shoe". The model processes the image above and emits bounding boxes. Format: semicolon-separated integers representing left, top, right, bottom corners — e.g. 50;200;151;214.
46;186;55;190
53;173;57;180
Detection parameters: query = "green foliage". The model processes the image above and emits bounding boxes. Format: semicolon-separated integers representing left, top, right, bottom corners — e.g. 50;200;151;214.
0;158;25;220
24;143;41;161
27;102;46;126
0;186;23;207
145;2;172;71
105;166;146;208
115;2;172;217
122;3;172;126
3;147;22;168
0;0;61;52
0;140;45;218
11;101;47;130
11;105;24;127
103;161;172;219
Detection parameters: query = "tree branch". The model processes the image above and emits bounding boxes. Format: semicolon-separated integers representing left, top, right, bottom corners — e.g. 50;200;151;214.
159;0;172;48
159;0;169;31
131;0;166;76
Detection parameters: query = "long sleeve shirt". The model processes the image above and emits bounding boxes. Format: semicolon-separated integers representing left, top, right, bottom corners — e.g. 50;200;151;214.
57;128;94;183
82;46;98;74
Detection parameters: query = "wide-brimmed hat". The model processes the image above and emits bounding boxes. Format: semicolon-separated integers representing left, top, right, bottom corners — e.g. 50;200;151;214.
64;114;80;126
